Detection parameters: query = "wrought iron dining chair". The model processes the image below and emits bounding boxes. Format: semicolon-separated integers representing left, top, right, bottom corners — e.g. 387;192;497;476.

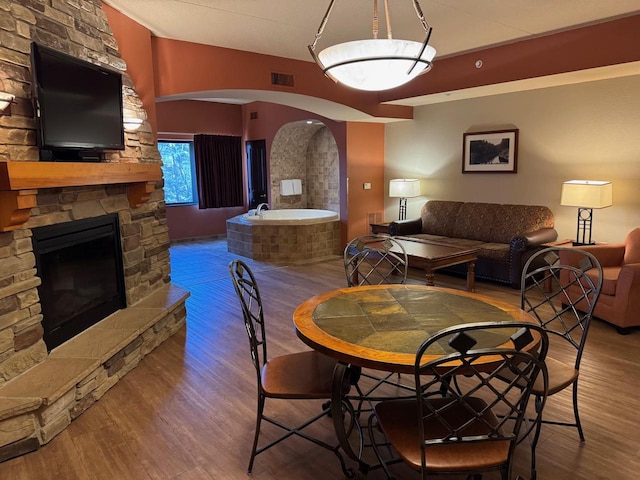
344;234;408;287
518;247;603;443
343;235;411;401
368;321;549;480
228;259;351;476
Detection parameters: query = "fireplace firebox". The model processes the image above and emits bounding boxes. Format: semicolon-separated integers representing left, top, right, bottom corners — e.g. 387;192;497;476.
32;214;127;351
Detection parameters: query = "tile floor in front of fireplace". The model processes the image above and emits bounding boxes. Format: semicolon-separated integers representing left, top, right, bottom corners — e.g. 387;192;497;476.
1;237;640;479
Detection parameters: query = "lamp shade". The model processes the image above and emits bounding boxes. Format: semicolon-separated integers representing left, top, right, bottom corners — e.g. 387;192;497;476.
389;179;421;198
123;117;144;131
560;180;613;208
318;39;436;91
0;92;14;111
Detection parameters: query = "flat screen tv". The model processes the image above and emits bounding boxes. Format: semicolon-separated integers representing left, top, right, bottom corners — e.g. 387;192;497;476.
31;42;125;161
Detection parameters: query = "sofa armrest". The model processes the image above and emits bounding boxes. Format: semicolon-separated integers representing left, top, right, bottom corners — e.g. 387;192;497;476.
519;228;559;247
617;263;640;292
507;228;558;288
389;218;422;236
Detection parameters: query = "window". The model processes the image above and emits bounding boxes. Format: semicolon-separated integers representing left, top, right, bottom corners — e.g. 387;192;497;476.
158;141;197;205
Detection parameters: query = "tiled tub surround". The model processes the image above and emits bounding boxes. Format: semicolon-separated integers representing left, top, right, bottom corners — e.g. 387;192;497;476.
226;212;340;261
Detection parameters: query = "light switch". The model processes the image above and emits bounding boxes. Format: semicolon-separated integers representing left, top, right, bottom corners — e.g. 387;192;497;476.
363;182;371;190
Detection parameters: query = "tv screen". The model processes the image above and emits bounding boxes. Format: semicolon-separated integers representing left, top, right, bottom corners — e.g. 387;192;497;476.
31;43;125;159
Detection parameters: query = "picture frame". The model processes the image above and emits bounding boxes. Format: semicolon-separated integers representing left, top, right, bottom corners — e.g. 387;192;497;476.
462;129;519;173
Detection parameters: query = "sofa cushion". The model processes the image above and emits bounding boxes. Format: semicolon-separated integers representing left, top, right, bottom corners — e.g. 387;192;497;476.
420;201;464;237
477;242;511;262
452;202;502;242
449;203;555;244
623;228;640;264
492;204;555;243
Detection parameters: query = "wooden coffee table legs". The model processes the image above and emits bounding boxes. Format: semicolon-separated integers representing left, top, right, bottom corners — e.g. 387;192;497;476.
466;260;476;292
424;259;476;292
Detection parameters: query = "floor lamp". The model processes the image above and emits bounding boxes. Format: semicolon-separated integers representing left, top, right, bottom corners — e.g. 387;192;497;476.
560;180;612;245
389;179;421;220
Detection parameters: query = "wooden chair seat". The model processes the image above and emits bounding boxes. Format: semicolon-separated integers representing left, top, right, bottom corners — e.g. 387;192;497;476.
375;397;511;472
498;355;578;397
532;356;578;396
261;351;336;398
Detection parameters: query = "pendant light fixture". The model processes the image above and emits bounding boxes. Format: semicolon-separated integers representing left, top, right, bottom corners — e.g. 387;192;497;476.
308;0;436;91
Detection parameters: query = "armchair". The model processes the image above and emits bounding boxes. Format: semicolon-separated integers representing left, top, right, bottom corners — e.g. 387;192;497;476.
559;228;640;334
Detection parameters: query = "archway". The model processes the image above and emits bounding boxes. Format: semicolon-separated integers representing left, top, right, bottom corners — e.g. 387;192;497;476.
269;120;340;213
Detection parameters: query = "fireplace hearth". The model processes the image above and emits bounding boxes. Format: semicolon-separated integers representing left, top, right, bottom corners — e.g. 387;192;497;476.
32;214;127;351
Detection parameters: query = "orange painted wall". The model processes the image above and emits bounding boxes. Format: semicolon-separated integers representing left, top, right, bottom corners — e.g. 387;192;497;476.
150;37;412;120
157;100;243;135
382;14;640;103
345;123;385;241
103;4;158;135
156;100;245;240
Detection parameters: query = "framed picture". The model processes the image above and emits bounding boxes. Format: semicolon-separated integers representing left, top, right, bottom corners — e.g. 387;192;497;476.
462;129;519;173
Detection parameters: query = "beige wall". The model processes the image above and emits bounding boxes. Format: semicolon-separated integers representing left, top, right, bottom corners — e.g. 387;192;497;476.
385;74;640;243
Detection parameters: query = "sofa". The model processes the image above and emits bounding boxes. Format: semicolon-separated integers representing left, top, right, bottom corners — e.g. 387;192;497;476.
559;228;640;333
389;200;558;288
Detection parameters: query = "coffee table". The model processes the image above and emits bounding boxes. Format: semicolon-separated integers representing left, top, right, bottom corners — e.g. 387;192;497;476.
393;237;479;291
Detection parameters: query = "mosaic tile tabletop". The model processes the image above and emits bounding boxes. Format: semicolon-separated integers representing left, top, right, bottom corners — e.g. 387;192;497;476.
310;287;518;358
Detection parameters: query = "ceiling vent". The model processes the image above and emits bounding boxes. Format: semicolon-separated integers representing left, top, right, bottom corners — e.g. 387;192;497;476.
271;72;294;87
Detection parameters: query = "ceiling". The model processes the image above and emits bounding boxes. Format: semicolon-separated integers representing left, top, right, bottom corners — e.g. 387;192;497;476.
104;1;640;119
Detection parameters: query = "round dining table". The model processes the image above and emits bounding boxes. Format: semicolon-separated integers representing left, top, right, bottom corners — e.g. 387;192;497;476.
293;284;537;473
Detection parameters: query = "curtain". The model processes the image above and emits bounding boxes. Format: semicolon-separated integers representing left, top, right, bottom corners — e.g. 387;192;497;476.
194;134;243;209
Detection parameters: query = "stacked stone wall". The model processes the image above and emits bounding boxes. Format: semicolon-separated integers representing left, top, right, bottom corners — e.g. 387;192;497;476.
0;0;171;382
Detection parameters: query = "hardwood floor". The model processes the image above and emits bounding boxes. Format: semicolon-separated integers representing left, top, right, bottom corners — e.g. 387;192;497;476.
2;238;639;479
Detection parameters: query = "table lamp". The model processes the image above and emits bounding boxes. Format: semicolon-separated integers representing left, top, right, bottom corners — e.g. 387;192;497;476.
560;180;612;245
389;179;421;220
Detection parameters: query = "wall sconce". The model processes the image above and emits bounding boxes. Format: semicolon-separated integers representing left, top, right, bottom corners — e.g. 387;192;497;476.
123;117;143;131
0;92;15;115
560;180;613;245
389;178;421;220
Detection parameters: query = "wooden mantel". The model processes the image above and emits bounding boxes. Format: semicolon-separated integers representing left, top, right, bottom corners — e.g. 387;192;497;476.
0;161;162;232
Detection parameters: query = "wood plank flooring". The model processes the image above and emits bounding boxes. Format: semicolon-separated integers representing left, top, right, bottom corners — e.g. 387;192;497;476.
1;238;639;479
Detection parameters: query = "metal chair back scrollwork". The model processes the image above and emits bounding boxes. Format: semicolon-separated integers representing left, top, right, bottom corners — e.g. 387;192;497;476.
344;234;408;287
369;321;549;480
520;246;603;442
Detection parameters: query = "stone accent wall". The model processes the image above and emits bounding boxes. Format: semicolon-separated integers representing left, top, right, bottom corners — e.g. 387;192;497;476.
0;284;188;462
0;0;171;383
0;0;187;464
269;121;339;212
306;127;339;213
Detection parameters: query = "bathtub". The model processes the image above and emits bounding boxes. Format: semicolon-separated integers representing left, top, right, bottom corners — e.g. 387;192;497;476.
244;208;339;225
227;209;341;261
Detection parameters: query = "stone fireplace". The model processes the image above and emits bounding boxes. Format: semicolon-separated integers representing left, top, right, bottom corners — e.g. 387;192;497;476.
0;0;188;463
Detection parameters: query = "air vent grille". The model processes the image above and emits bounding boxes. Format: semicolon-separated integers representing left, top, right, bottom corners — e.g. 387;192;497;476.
367;212;383;224
271;72;294;87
